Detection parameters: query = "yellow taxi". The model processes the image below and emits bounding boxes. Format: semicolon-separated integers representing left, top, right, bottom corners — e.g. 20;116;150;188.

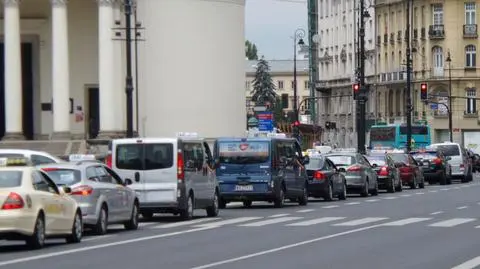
0;157;82;249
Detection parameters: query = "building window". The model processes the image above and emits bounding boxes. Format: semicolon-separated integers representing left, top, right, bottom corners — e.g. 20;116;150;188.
432;46;444;76
303;97;310;110
291;80;295;89
304;81;309;89
466;45;476;67
277;80;284;89
465;3;476;25
432;4;443;25
466;88;477;114
245;81;251;91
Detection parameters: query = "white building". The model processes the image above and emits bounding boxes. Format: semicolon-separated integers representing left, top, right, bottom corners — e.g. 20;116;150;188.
0;0;245;141
317;0;376;147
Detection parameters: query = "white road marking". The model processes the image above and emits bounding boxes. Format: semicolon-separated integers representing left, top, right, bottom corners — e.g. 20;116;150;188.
333;217;388;226
82;235;115;242
457;206;468;210
296;209;315;213
152;218;221;228
365;199;379;202
194;217;263;227
381;218;432;226
453;187;461;189
189;223;386;269
400;194;411;197
440;188;450;191
451;255;480;269
138;222;157;228
269;214;290;218
415;192;425;195
0;226;216;267
382;197;397;200
428;218;476;227
322;205;339;209
286;217;346;226
344;202;361;205
430;211;444;215
238;217;303;227
429;190;438;193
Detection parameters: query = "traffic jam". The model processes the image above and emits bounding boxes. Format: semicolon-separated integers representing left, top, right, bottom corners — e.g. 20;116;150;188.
0;132;477;249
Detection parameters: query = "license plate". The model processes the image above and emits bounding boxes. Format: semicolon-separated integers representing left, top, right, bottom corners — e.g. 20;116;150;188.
235;185;253;191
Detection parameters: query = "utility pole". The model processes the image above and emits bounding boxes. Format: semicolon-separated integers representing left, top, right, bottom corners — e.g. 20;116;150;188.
293;29;305;142
124;0;134;138
356;0;367;154
446;51;453;142
307;0;319;126
405;0;413;151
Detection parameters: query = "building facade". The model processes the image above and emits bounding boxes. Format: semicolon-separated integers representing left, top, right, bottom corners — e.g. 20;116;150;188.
317;0;376;147
376;0;480;143
245;60;310;122
0;0;245;140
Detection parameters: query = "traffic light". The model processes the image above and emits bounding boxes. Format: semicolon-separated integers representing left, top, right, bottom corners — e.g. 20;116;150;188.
420;83;428;100
281;94;289;109
293;121;300;127
353;84;360;100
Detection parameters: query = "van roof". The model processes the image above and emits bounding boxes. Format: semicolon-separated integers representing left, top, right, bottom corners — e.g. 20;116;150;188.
111;137;204;144
216;137;295;142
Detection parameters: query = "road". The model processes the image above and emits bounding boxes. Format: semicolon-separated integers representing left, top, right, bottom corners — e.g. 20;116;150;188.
2;177;480;269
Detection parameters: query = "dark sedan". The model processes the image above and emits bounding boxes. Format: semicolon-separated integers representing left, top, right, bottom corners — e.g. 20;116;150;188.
305;155;347;201
365;154;402;193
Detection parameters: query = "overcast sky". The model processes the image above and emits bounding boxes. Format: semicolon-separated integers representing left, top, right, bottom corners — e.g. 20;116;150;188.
245;0;308;60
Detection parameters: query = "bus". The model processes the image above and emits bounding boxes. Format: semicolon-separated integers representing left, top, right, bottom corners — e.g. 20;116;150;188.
369;123;431;149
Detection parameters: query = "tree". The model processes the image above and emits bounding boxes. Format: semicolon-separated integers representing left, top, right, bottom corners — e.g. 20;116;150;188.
273;96;286;124
245;40;258;60
251;58;277;107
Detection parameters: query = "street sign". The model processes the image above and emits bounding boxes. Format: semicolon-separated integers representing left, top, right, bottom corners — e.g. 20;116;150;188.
253;106;267;112
256;112;274;131
430;103;438;110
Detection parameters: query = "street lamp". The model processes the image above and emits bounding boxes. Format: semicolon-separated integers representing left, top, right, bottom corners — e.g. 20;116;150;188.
446;51;453;142
293;28;305;141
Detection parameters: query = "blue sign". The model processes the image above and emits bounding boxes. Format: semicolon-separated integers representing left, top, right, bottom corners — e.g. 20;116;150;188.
257;112;274;131
430;103;438;110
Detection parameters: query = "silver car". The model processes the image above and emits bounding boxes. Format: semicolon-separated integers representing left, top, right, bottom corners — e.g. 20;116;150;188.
37;161;139;235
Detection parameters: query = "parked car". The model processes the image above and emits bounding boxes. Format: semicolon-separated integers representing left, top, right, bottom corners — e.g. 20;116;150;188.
365;153;402;193
388;152;425;189
0;149;64;165
430;142;473;183
304;155;347;201
410;149;452;185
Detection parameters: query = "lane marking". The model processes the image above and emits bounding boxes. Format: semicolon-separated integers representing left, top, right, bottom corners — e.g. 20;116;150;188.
296;209;315;213
430;211;444;215
82;235;115;242
415;192;425;195
286;217;346;227
440;188;450;191
365;199;379;202
400;194;411;197
333;217;388;226
269;214;290;218
0;226;216;267
453;187;460;190
457;206;468;210
382;197;397;200
152;218;221;229
194;217;263;227
428;218;476;227
451;255;480;269
322;205;339;209
344;202;360;205
429;190;438;193
189;223;385;269
238;217;303;227
381;217;432;226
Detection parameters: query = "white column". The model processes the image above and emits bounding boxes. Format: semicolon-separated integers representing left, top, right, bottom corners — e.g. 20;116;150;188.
98;0;118;137
113;4;125;132
51;0;71;138
3;0;23;140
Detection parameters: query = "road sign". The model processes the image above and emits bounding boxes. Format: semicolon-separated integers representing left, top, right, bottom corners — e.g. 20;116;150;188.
253;106;267;112
430;103;438;110
257;112;274;131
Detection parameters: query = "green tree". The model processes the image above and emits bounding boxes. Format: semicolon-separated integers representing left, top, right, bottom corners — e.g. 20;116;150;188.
245;40;258;60
273;96;286;124
251;58;277;107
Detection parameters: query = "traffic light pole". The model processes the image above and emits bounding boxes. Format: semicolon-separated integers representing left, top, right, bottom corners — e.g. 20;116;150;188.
405;0;413;151
356;0;367;154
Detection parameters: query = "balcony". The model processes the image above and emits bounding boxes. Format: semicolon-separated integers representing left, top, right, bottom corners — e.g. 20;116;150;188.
429;25;445;39
432;110;448;118
397;30;402;42
464;110;478;118
463;24;478;38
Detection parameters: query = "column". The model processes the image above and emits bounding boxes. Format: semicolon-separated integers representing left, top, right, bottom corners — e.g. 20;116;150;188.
97;0;120;138
113;3;125;132
3;0;24;140
51;0;71;139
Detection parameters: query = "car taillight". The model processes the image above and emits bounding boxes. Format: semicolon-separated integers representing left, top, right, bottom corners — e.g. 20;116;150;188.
433;158;442;165
177;151;185;181
313;171;326;180
378;166;389;176
41;167;58;172
71;185;93;196
105;154;112;168
1;192;24;210
347;165;362;172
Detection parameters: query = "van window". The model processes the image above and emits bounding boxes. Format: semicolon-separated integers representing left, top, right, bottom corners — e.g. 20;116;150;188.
183;143;204;170
116;143;174;170
218;141;269;164
436;145;460;156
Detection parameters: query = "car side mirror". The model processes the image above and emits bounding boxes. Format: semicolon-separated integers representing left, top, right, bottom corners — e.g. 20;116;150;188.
62;186;72;194
302;156;310;165
446;156;452;161
337;167;346;173
124;178;133;185
134;172;140;182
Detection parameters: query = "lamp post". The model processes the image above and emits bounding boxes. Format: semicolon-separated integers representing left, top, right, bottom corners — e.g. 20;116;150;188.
293;28;305;141
405;0;413;152
446;51;453;142
124;0;134;138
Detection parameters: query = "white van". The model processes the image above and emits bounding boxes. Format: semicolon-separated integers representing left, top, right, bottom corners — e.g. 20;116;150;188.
107;135;219;220
429;142;473;182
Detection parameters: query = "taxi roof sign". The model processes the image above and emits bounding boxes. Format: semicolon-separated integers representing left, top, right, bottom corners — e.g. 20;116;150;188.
69;154;96;162
0;157;31;167
176;132;199;138
332;148;357;153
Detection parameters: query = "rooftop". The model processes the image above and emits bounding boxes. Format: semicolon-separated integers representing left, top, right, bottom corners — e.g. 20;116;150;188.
246;59;309;74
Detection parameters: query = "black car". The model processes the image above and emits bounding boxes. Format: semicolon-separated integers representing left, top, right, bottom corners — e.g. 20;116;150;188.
305;155;347;201
410;149;452;185
365;153;402;193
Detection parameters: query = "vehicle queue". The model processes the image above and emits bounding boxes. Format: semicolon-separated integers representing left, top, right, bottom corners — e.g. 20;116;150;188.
0;132;476;249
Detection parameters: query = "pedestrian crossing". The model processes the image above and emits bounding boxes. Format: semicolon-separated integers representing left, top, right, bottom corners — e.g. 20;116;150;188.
121;215;480;230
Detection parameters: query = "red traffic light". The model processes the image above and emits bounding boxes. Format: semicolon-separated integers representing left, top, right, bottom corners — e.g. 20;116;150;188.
294;121;300;127
353;84;360;91
421;83;427;90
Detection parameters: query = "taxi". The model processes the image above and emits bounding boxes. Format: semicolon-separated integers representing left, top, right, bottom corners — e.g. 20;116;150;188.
0;157;82;249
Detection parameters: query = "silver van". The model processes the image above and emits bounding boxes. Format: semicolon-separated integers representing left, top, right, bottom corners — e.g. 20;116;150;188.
430;142;473;182
107;136;219;220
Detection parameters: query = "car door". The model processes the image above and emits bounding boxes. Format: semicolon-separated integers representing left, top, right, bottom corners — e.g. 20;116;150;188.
31;171;64;232
112;141;145;202
104;166;133;220
274;141;296;194
94;165;122;221
360;155;377;189
408;155;423;181
143;142;177;204
293;141;307;191
203;141;216;201
183;142;208;204
326;159;343;192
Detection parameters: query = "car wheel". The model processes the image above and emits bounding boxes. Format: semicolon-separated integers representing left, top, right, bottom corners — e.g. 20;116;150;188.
395;178;403;192
324;183;334;201
274;187;285;208
298;183;309;206
26;213;46;249
338;182;347;200
124;201;139;230
206;191;220;217
66;211;83;243
361;181;369;197
180;194;194;220
94;205;108;235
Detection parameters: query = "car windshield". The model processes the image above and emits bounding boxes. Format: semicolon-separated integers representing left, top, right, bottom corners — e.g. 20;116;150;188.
217;141;270;164
0;171;23;188
435;145;460;156
411;152;437;160
305;158;325;169
42;168;82;186
366;155;386;166
327;155;355;166
389;153;408;163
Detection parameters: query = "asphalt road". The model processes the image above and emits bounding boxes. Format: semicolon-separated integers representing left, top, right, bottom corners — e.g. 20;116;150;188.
2;177;480;269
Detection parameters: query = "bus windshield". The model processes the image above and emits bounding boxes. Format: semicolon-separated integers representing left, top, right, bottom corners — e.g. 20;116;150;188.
370;127;396;141
217;141;270;164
